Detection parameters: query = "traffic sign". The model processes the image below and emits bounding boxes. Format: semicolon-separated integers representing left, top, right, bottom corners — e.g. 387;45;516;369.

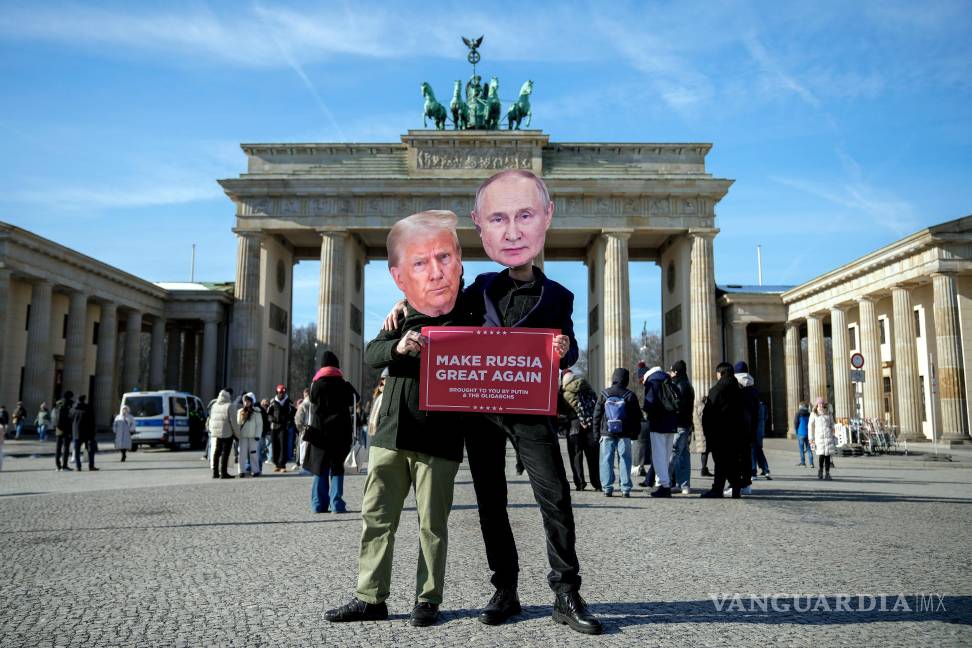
849;369;865;383
850;352;865;369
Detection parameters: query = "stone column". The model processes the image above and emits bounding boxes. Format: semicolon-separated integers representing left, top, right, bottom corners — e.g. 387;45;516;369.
200;318;219;401
932;273;969;441
94;302;118;427
806;314;828;404
122;309;143;393
23;280;54;413
830;306;853;420
689;231;718;450
317;230;349;363
165;327;181;389
857;296;884;420
62;291;89;398
181;328;197;393
149;317;166;390
601;230;631;387
784;322;802;438
891;286;923;441
229;232;263;394
730;322;748;366
0;269;10;405
770;329;786;435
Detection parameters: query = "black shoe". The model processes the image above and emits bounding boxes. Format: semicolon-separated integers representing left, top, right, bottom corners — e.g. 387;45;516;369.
479;588;521;625
763;473;772;480
410;602;440;627
825;473;833;481
552;591;603;635
62;466;73;472
622;491;630;498
701;467;713;477
818;472;823;480
212;474;220;479
604;491;613;497
325;597;388;622
650;486;672;498
699;489;723;498
89;467;99;471
731;488;741;499
637;479;650;488
575;483;586;492
220;474;233;479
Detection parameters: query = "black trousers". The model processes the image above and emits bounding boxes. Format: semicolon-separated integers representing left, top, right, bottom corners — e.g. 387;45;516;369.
818;455;832;475
55;433;71;469
565;429;600;490
711;443;750;492
212;437;233;477
465;414;581;594
271;427;288;468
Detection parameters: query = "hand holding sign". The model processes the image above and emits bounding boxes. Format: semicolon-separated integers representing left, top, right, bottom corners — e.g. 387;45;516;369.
553;334;569;358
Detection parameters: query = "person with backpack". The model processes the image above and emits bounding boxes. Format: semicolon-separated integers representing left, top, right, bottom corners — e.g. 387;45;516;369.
668;360;695;495
560;369;601;492
53;392;74;471
593;368;641;497
642;366;680;497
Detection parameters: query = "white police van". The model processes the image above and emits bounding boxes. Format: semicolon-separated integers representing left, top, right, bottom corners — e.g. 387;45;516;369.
121;390;205;450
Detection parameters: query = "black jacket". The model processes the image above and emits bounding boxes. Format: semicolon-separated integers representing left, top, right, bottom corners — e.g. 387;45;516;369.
71;402;96;441
701;373;747;450
308;369;357;476
364;303;466;463
593;368;641;439
465;267;579;370
267;397;295;433
671;372;696;429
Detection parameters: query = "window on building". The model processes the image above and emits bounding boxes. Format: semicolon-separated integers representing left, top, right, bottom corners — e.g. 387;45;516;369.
92;321;100;345
849;326;857;350
914;310;922;338
25;304;31;330
62;313;68;339
879;319;886;345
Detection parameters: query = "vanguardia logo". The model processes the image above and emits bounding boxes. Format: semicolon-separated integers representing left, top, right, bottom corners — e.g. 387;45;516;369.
708;593;947;613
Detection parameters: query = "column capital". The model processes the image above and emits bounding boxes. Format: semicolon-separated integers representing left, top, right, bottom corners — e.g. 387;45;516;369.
856;294;877;304
317;228;350;236
231;229;264;240
687;227;719;240
600;228;633;240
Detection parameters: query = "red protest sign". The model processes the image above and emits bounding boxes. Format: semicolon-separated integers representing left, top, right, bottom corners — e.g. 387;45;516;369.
419;326;560;416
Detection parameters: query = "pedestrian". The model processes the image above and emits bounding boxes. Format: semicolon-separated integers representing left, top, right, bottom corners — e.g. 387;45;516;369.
295;387;313;471
113;406;134;462
642;366;680;497
0;405;9;440
236;393;263;477
71;395;97;471
733;361;759;494
268;385;295;472
307;351;356;514
668;360;696;495
35;403;52;442
53;392;74;471
12;401;26;439
794;402;813;467
593;367;640;497
559;369;601;492
259;398;271;469
699;363;748;498
809;397;837;480
207;389;237;479
326;214;471;627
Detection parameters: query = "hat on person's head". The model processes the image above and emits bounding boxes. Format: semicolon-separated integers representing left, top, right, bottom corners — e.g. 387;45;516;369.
671;360;687;375
320;350;340;368
733;361;749;374
815;396;826;406
64;390;74;399
275;384;286;393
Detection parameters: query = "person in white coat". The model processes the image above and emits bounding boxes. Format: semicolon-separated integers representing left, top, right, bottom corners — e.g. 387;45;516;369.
113;406;134;462
207;390;238;479
808;397;837;481
237;394;263;478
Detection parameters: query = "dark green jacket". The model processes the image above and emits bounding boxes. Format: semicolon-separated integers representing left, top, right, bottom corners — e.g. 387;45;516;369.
364;304;466;463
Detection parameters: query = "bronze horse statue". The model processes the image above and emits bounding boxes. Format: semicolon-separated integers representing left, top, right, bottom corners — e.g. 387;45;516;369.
485;77;501;130
421;82;447;130
506;80;533;130
450;80;468;130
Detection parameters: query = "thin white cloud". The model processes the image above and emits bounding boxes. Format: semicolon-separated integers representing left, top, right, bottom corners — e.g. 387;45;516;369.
742;33;820;109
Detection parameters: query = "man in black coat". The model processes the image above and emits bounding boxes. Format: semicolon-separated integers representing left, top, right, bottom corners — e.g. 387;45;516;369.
267;384;295;472
71;395;97;471
700;363;747;498
463;169;601;635
733;361;759;492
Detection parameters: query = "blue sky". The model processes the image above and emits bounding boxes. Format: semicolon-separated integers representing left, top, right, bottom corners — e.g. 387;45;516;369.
2;1;970;345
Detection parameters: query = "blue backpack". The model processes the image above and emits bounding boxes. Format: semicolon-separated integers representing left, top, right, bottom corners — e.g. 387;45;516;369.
604;396;626;435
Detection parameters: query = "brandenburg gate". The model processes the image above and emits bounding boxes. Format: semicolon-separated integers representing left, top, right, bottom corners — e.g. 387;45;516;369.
218;130;733;402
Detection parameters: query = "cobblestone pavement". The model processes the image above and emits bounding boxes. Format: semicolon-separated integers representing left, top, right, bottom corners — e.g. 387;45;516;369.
1;439;970;647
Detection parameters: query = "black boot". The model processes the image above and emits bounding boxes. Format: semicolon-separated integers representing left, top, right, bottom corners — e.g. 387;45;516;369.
325;597;388;622
410;602;440;627
479;588;521;625
699;488;723;498
552;591;603;635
